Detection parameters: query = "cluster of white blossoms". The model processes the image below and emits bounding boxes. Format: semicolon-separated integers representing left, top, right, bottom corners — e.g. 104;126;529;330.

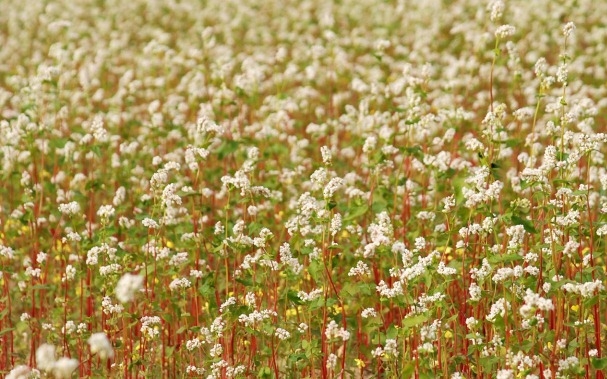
324;320;350;341
30;344;78;379
115;273;144;303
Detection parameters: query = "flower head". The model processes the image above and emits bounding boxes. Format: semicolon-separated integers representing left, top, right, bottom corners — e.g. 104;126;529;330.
88;332;114;360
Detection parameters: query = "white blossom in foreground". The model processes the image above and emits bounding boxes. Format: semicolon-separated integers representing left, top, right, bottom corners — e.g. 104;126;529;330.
6;365;31;379
88;332;114;359
52;358;79;379
36;343;56;372
115;273;144;303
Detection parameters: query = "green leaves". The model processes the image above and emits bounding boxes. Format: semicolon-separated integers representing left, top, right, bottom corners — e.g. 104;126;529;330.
510;214;538;234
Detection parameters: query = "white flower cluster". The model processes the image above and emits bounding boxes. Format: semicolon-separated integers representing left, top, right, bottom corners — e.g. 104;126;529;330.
35;344;79;379
324;320;350;341
140;316;162;339
487;297;511;322
363;211;394;257
169;277;191;291
372;339;399;358
237;309;277;328
115;273;144;303
519;289;554;319
562;280;605;298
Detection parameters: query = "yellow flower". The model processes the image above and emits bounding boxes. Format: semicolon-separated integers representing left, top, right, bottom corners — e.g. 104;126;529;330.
286;308;298;318
354;359;365;368
571;305;579;312
444;330;453;339
166;240;174;248
341;230;349;239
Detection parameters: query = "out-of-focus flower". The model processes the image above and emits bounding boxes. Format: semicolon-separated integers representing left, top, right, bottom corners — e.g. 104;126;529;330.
115;273;144;303
52;357;79;379
6;365;31;379
36;343;56;372
88;332;114;359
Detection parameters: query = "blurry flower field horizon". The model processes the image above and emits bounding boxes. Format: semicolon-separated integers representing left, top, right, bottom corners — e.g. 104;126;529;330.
0;0;606;378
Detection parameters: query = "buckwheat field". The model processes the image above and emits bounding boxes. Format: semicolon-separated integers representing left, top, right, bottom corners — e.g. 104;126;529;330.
1;0;606;378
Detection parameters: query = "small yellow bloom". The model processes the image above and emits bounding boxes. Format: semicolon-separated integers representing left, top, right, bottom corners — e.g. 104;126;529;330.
286;308;298;318
354;359;365;368
166;240;174;248
341;230;349;239
332;304;343;315
571;305;579;312
444;330;453;339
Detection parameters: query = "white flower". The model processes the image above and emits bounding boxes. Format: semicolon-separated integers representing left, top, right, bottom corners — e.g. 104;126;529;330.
563;22;576;38
320;146;332;165
589;349;598;357
361;308;377;318
52;357;79;379
488;0;504;21
275;328;291;340
58;202;80;216
141;316;162;339
142;218;159;229
115;273;144;303
495;25;516;39
323;177;344;199
36;343;56;372
169;277;191;291
88;332;114;359
6;365;31;379
97;205;115;219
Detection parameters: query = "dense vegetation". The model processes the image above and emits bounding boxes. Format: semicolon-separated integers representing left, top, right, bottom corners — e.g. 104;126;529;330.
0;0;606;378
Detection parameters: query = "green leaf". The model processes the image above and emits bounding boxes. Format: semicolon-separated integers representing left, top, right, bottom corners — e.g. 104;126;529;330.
344;204;368;221
583;295;599;308
308;260;323;282
401;314;429;329
287;289;304;305
371;197;387;213
520;339;533;352
591;358;607;370
386;324;398;339
480;356;499;371
401;363;415;378
217;140;239;160
257;366;272;378
511;215;538;234
488;253;522;264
